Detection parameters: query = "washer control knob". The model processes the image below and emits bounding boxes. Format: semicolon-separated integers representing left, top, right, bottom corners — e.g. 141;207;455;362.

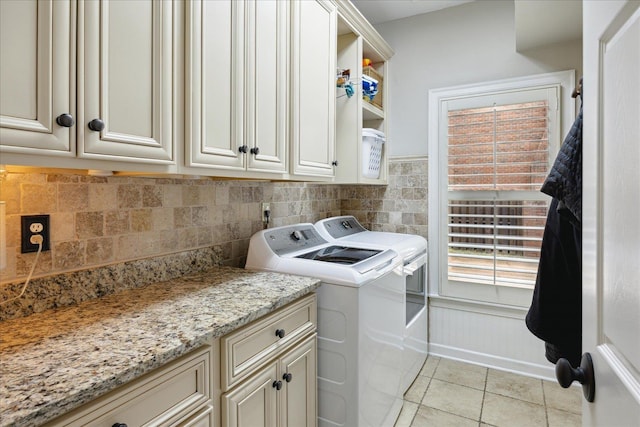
291;230;302;241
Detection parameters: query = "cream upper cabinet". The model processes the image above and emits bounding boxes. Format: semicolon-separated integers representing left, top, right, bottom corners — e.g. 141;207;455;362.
78;0;174;164
290;0;337;179
0;0;176;170
245;0;288;174
186;0;287;175
185;0;244;171
0;0;73;155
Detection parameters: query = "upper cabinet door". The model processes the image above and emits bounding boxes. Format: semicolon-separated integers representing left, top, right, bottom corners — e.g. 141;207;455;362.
186;0;245;171
245;0;288;174
290;0;336;178
79;0;174;164
0;0;73;155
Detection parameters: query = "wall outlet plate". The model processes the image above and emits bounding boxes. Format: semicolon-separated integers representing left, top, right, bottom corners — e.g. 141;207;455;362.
21;215;51;253
261;203;271;223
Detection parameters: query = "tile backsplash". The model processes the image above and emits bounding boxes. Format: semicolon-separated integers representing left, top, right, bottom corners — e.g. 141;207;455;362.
0;156;427;288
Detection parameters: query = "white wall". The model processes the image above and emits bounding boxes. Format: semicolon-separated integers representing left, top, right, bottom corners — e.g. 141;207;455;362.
375;0;582;156
373;0;583;379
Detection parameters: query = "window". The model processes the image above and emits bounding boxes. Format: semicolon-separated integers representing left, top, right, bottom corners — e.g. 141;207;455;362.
428;71;575;307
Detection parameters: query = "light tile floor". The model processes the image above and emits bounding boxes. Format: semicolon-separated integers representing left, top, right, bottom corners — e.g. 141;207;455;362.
395;356;582;427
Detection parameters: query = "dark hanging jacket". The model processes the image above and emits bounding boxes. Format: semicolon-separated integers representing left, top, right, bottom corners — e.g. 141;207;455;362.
526;103;583;368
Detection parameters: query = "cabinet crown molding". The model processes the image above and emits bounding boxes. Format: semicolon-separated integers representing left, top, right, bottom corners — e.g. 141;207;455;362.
335;0;395;60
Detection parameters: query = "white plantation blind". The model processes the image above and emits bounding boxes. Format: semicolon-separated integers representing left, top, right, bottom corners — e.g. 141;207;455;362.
437;85;561;306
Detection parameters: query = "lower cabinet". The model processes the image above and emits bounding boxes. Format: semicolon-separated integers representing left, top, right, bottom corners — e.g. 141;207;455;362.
43;294;317;427
46;345;213;426
220;293;317;427
222;335;317;427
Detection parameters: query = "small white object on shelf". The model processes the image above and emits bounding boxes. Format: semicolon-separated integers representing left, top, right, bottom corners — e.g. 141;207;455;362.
362;128;385;179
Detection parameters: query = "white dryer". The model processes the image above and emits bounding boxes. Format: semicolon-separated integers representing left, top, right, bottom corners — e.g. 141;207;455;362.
315;216;428;393
246;224;405;427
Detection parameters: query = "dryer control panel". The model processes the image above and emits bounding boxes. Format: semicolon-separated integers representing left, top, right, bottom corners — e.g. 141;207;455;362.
318;216;367;239
263;224;328;256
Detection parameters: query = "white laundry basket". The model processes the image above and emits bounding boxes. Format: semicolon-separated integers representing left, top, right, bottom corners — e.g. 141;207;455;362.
362;128;385;179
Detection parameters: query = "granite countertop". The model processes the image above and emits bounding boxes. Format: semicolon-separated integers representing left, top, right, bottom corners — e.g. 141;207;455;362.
0;266;320;427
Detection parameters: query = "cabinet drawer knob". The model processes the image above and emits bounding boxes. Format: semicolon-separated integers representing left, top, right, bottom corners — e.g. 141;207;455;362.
272;380;283;390
112;423;128;427
56;113;75;128
275;329;286;339
88;118;105;132
250;147;260;155
283;372;293;383
332;160;339;166
238;145;248;153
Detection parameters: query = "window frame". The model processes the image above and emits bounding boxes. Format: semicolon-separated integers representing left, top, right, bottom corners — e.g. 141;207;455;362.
428;70;576;307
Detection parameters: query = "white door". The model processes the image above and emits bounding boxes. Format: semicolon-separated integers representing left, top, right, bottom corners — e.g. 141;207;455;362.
582;1;640;425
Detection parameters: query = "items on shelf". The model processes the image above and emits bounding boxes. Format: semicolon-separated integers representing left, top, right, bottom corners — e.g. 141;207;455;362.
362;66;383;108
361;74;378;102
337;68;354;98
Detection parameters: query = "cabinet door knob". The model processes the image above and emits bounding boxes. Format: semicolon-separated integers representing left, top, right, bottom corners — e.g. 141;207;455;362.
56;113;75;128
250;147;260;155
272;380;283;390
332;160;339;166
283;372;293;383
275;329;285;339
238;145;248;153
88;119;105;132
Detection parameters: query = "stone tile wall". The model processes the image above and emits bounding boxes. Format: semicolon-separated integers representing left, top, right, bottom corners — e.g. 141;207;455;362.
0;157;427;285
0;172;341;284
342;157;428;238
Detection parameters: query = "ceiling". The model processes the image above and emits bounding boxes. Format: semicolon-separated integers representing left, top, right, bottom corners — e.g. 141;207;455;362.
350;0;475;24
350;0;582;51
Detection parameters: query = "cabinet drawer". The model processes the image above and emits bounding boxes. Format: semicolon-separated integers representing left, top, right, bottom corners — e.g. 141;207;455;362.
221;293;316;390
49;346;211;427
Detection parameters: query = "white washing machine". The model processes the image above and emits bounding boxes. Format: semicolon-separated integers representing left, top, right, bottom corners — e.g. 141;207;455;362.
246;224;405;427
315;216;428;393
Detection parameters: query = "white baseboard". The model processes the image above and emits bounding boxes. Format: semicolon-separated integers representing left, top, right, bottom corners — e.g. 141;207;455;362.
428;343;556;381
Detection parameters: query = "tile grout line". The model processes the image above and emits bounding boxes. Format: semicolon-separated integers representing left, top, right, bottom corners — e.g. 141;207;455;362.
541;378;550;427
409;357;440;425
478;366;489;426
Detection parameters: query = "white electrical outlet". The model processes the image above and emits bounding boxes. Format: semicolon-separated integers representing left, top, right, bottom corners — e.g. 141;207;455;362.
29;222;44;233
261;203;271;223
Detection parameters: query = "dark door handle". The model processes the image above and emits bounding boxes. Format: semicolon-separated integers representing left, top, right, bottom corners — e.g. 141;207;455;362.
275;328;285;339
283;372;292;382
555;352;595;402
238;145;248;153
250;147;260;155
272;380;282;390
